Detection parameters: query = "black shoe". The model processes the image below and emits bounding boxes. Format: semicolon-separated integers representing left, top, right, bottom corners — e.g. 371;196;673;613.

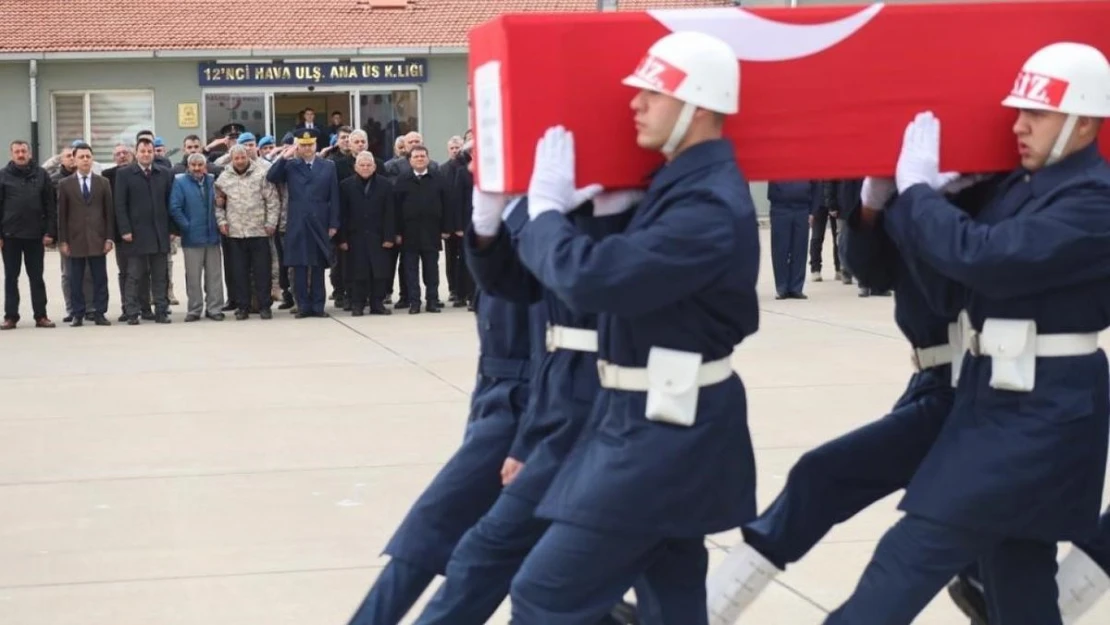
260;308;273;320
118;313;129;323
873;289;892;297
85;313;95;321
426;302;442;313
222;302;237;312
858;288;871;298
351;308;364;317
775;292;787;300
787;292;808;299
394;299;410;310
127;316;140;326
235;310;249;320
452;299;467;308
314;311;330;318
278;292;295;309
409;304;421;314
93;315;111;326
71;317;84;327
140;310;156;321
335;294;348;309
154;314;171;324
294;311;311;319
63;315;74;323
369;304;392;315
185;314;201;322
947;577;988;625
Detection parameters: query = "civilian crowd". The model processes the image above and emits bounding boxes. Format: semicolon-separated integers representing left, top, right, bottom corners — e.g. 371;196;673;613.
0;114;475;329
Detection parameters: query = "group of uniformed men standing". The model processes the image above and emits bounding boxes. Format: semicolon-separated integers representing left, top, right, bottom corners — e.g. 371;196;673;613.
338;28;1110;625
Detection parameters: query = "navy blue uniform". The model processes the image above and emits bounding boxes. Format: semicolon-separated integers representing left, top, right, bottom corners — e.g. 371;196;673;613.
826;144;1110;625
767;181;816;297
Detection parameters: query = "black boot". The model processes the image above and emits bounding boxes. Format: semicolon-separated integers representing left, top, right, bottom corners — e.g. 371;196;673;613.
947;576;989;625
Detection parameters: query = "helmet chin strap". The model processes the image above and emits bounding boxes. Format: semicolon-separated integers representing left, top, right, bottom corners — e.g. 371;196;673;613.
661;102;698;155
1046;113;1078;165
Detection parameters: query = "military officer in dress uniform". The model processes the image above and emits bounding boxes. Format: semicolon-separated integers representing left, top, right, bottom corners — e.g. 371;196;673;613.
822;42;1110;625
501;31;759;624
265;131;339;318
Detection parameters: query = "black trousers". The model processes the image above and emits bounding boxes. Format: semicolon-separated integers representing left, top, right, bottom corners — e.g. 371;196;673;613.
125;252;168;317
809;206;841;273
330;246;349;297
456;243;475;304
116;246;150;315
444;236;462;296
273;232;291;292
221;235;238;306
387;247;408;303
68;255;109;317
402;249;440;305
350;248;391;309
230;237;272;312
1;237;47;322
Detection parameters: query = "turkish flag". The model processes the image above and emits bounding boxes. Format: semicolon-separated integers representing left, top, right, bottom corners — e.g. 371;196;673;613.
468;1;1110;193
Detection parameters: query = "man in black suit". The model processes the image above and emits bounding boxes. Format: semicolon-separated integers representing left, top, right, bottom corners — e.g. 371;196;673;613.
114;137;173;324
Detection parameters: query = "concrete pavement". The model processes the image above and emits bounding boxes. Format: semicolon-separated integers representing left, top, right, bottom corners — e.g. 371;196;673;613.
1;230;1108;624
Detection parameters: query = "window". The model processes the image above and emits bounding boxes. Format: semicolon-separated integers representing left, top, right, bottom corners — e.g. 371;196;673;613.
359;89;420;161
204;93;266;142
52;91;154;161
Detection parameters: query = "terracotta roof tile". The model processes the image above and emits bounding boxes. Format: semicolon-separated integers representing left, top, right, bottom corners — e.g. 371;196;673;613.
0;0;735;53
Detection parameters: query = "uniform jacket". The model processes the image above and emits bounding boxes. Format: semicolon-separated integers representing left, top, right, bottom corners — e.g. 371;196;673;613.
767;180;818;212
266;156;339;267
215;162;279;238
885;144;1110;541
57;171;114;258
169;173;221;247
113;162;173;255
517;139;761;537
0;160;56;241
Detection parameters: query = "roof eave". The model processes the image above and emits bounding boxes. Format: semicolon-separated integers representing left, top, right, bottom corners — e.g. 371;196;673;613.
0;46;468;61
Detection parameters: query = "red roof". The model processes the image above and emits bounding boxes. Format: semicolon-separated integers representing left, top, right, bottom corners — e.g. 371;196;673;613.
0;0;735;53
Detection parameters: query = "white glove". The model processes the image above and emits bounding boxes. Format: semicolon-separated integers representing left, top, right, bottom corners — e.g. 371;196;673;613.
527;126;602;220
895;111;960;193
592;190;645;217
471;188;507;237
860;177;896;210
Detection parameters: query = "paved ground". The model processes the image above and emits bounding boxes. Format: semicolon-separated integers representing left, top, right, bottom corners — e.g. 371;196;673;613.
1;230;1108;625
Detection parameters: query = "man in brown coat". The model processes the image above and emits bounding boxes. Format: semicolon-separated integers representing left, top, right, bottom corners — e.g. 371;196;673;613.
58;143;114;326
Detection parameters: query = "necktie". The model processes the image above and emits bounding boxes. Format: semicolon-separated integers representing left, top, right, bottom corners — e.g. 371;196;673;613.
81;176;90;201
143;168;151;180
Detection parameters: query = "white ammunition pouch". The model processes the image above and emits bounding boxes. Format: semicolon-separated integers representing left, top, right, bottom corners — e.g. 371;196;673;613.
545;324;598;353
970;318;1098;393
597;346;733;427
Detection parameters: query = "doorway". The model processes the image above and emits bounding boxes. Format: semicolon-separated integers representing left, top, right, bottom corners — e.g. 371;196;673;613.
272;92;353;144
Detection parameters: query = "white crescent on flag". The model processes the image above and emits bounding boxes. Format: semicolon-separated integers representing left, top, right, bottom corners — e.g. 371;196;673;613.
646;3;885;62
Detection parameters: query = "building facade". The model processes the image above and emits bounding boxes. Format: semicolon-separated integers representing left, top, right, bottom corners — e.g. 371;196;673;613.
0;52;468;166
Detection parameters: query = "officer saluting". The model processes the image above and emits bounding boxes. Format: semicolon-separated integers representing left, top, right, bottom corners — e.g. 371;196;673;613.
266;131;340;317
506;31;761;623
824;42;1110;625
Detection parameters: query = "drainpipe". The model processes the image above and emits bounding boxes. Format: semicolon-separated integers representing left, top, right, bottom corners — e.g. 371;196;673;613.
29;60;39;159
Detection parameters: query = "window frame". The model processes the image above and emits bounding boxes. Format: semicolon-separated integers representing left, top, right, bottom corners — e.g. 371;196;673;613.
50;89;156;156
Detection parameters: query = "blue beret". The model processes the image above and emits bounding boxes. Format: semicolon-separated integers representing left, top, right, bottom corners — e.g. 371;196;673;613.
153;137;165;147
237;132;257;144
258;135;275;148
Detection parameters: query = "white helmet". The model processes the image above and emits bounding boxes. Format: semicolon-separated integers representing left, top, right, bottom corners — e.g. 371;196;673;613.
622;31;739;154
1001;42;1110;164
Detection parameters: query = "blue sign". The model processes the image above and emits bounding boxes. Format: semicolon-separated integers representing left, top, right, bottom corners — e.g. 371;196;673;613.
197;60;428;86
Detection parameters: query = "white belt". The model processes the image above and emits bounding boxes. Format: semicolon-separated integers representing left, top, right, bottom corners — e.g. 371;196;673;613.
969;330;1099;358
545;324;598;353
911;344;952;372
597;356;734;391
